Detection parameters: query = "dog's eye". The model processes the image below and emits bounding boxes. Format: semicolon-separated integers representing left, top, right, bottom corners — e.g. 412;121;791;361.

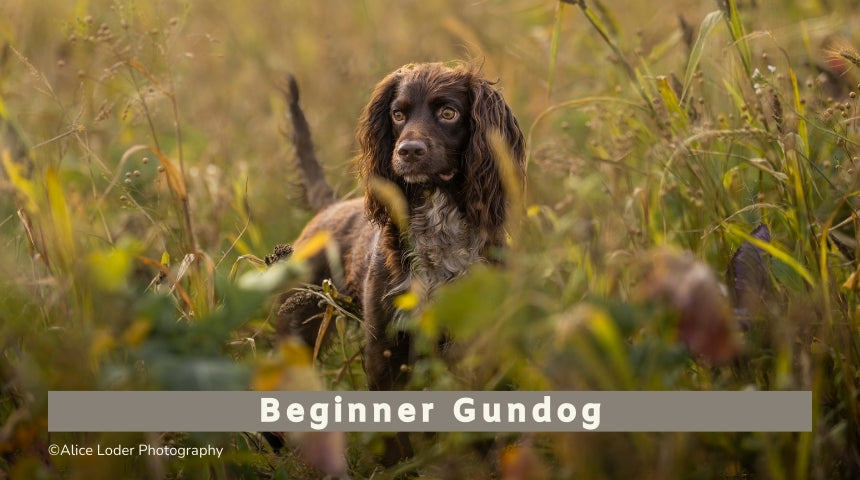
439;107;458;121
392;110;405;122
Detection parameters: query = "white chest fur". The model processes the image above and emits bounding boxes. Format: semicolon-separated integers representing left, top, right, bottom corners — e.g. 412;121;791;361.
406;190;485;299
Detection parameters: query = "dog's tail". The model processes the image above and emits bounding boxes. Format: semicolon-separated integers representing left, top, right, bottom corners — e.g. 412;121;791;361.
282;74;338;212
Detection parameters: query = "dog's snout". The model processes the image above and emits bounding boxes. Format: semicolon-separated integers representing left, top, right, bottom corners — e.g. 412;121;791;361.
396;140;428;160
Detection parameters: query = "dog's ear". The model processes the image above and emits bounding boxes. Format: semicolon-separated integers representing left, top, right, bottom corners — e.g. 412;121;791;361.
464;77;526;241
358;71;401;225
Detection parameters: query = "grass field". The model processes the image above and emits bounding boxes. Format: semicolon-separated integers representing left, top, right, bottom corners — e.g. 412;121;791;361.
2;0;860;478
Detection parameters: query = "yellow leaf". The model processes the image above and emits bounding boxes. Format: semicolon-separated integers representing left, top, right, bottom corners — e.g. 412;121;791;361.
293;231;331;262
488;130;524;210
2;150;38;213
510;361;551;390
789;68;809;159
393;291;420;311
122;318;152;347
253;339;322;391
88;248;133;292
89;329;116;368
418;310;439;337
725;222;815;286
45;167;76;265
74;0;90;21
252;361;285;391
583;304;632;386
279;338;314;367
842;266;860;292
0;91;8;119
656;75;687;123
367;176;409;232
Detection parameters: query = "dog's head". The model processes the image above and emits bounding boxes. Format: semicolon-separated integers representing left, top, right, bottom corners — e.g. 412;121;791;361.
357;62;526;239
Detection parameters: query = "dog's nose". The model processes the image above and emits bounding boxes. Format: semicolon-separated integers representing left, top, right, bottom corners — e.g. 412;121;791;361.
396;140;428;160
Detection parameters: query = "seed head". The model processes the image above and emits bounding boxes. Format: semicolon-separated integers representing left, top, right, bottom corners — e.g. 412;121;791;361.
825;38;860;74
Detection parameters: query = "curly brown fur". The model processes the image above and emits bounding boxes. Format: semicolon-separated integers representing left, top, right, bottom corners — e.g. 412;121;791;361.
276;62;526;463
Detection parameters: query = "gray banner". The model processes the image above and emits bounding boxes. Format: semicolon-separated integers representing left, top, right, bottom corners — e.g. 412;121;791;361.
48;391;811;432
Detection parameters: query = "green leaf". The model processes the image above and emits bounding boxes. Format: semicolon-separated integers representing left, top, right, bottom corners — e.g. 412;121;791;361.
425;266;510;340
724;0;752;76
681;10;723;103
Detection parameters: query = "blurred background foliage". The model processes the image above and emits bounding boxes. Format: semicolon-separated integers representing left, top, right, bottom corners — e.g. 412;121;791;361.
1;0;860;478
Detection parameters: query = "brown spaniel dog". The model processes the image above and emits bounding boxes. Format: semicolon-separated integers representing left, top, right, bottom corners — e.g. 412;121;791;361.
276;61;525;460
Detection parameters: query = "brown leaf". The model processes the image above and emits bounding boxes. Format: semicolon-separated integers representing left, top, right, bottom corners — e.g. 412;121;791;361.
148;147;187;200
637;248;741;364
726;224;770;315
500;438;548;480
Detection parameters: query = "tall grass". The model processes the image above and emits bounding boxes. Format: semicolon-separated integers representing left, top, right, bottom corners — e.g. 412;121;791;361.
1;0;859;478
